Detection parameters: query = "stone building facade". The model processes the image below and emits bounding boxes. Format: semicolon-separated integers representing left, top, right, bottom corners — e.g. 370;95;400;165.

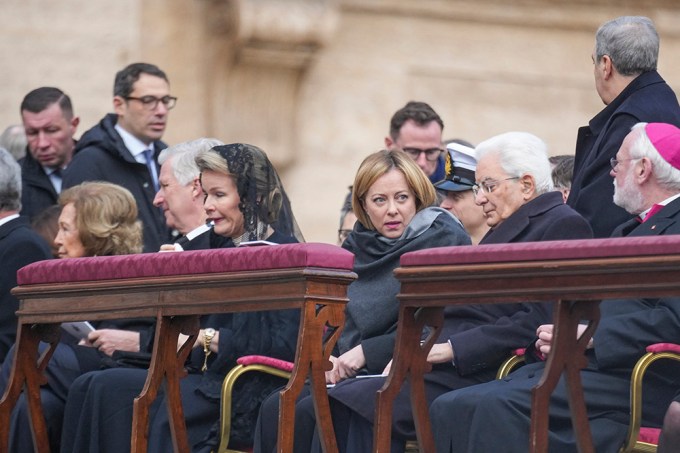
2;0;679;242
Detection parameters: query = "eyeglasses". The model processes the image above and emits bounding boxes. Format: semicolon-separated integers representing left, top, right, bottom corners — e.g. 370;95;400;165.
338;229;352;244
401;147;444;162
472;177;520;196
610;157;638;171
125;95;178;110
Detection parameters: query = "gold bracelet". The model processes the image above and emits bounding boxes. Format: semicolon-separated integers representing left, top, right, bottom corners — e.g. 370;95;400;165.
201;328;216;372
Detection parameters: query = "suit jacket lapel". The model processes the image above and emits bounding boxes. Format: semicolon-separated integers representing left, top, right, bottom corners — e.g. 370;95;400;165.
627;197;680;237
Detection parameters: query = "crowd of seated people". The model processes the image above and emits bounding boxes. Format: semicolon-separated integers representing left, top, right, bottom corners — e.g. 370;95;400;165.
3;13;680;453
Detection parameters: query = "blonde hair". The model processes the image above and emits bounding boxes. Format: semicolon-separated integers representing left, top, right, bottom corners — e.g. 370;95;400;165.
59;182;142;256
352;149;435;230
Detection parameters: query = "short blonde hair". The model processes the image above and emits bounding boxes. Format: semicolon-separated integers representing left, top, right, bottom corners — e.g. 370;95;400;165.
352;149;435;230
59;182;142;256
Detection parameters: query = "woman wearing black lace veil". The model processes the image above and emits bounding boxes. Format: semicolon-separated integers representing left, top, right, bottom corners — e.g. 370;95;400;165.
198;143;303;247
60;143;304;453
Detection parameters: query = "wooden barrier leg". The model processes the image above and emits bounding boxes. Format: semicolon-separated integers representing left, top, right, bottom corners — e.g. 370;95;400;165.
410;307;444;453
530;299;596;453
374;306;444;453
310;303;345;453
278;301;343;453
565;301;600;453
165;316;200;452
132;314;198;453
0;323;59;453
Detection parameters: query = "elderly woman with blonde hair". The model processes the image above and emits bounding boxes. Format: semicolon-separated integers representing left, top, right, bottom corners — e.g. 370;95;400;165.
56;181;142;257
0;181;149;452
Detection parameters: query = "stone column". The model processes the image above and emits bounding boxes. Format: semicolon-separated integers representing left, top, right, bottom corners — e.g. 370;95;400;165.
205;0;339;170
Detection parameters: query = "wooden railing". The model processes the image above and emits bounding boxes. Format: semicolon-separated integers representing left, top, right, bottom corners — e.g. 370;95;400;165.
374;236;680;453
0;243;356;453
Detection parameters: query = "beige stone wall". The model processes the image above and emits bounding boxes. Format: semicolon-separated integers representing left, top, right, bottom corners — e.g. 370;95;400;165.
2;0;680;243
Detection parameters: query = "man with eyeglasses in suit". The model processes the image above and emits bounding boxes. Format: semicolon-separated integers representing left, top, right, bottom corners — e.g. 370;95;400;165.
63;62;177;252
385;101;446;183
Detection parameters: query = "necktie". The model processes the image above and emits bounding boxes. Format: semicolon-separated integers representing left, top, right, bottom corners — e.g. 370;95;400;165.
51;168;63;193
642;203;664;223
143;149;160;193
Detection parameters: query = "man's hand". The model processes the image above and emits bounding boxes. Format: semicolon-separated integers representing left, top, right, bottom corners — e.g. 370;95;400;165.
535;324;593;356
427;342;454;364
80;329;140;356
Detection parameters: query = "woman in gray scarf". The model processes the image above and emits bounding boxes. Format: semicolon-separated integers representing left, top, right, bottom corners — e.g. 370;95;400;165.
254;149;470;452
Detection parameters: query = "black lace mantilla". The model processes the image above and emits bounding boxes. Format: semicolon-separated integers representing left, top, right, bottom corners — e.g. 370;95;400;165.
212;143;303;243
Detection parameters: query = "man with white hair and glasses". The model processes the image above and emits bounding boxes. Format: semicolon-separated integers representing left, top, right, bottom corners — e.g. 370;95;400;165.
430;123;680;453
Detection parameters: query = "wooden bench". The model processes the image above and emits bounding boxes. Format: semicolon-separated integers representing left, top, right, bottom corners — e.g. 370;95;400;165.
0;243;356;453
374;236;680;453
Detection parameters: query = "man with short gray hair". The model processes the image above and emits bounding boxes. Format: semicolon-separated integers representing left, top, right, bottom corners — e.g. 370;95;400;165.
154;137;223;249
0;147;52;363
567;16;680;238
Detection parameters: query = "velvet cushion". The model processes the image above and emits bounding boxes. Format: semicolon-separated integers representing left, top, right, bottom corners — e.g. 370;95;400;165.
17;243;354;285
646;343;680;354
637;427;660;444
237;355;295;372
400;236;680;267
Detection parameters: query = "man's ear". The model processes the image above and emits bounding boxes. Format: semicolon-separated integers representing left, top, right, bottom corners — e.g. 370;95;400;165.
601;55;614;80
70;116;80;133
191;177;202;198
384;136;394;149
636;158;653;184
113;96;125;116
520;174;536;200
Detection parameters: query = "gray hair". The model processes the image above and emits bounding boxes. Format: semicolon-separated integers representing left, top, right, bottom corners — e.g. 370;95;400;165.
158;138;224;186
629;123;680;192
0;125;27;161
596;16;658;76
0;147;22;212
475;132;554;194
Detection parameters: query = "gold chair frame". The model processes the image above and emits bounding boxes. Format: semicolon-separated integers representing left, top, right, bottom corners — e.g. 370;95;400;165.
620;348;680;453
216;362;293;453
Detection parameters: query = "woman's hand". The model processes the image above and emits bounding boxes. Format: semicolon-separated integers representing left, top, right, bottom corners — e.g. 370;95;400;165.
176;330;220;352
382;359;392;376
325;355;340;385
325;345;367;384
80;329;140;356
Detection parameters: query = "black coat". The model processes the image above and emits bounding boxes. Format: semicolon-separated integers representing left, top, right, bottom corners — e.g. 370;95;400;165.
567;71;680;238
18;151;58;220
481;191;594;245
62;114;171;253
611;196;680;238
0;217;52;362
